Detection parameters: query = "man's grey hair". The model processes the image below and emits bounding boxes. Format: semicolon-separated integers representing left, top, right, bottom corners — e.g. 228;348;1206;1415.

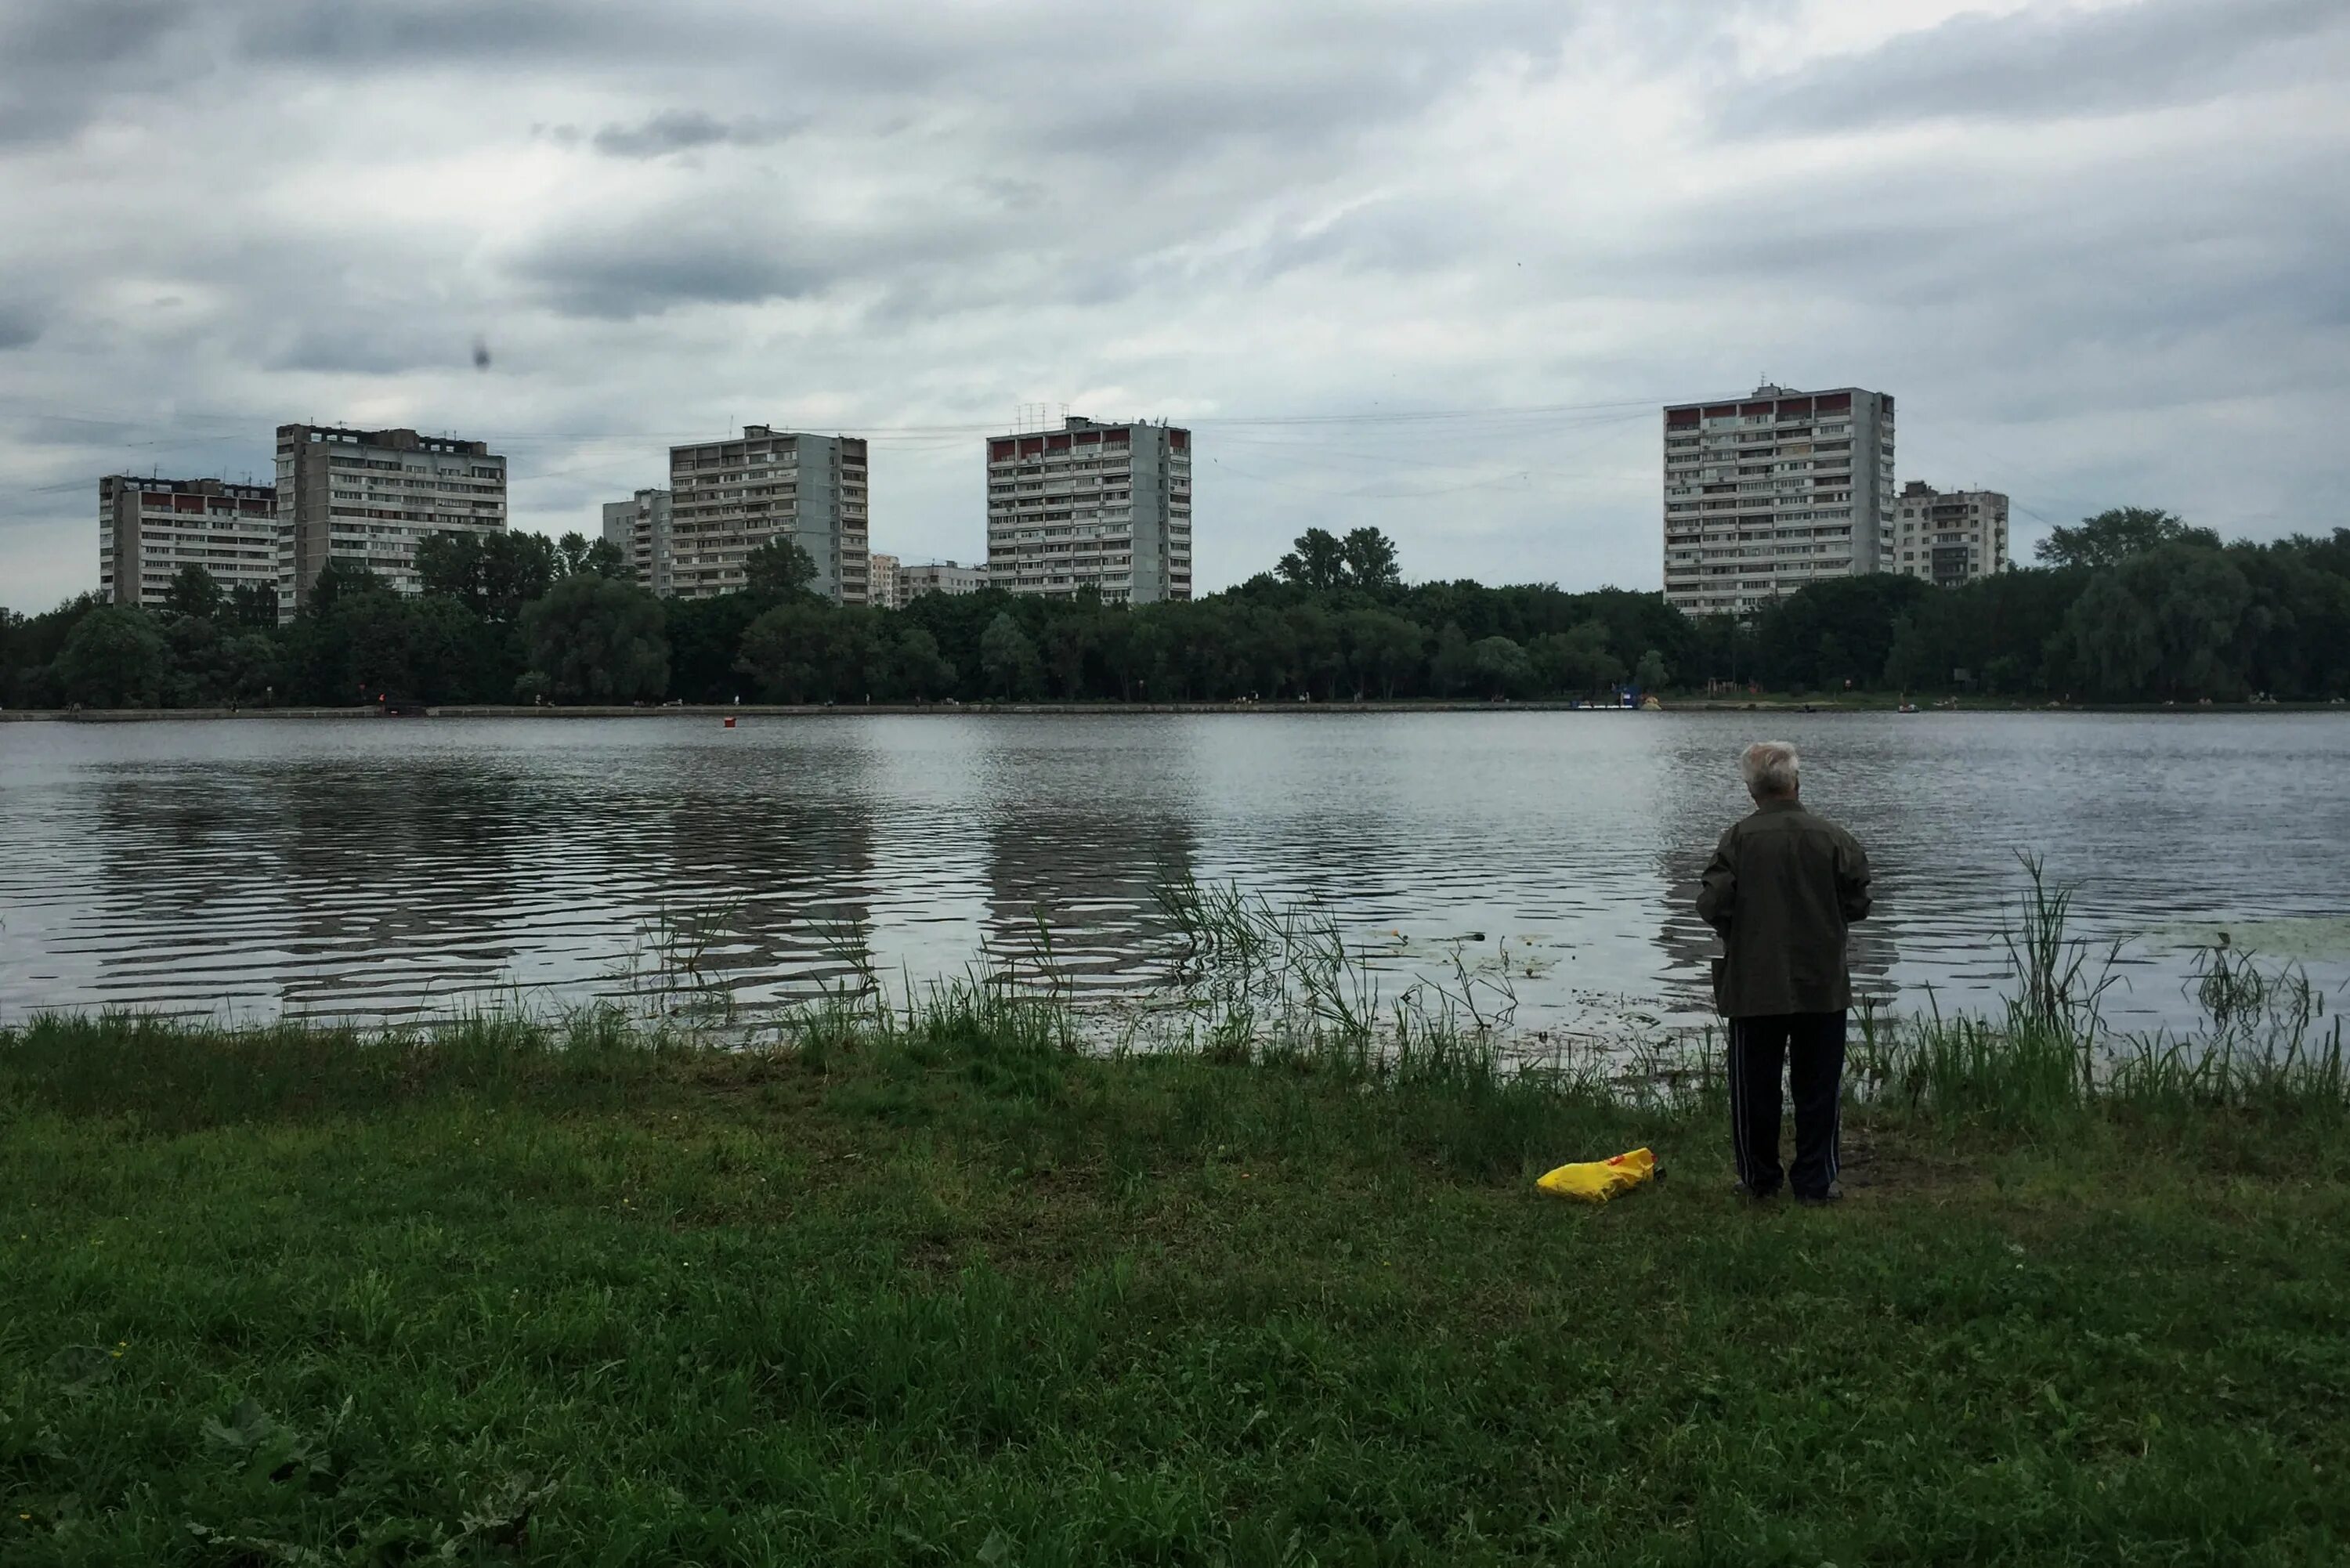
1741;740;1801;800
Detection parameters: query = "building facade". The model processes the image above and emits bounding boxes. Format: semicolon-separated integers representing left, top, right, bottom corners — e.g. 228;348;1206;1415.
867;551;900;611
99;476;278;609
602;488;674;598
1662;385;1895;616
275;425;507;618
665;426;870;602
985;416;1191;603
900;560;986;602
1893;482;2008;587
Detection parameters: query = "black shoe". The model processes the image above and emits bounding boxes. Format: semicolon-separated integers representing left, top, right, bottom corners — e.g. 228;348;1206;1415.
1732;1180;1780;1202
1794;1184;1844;1207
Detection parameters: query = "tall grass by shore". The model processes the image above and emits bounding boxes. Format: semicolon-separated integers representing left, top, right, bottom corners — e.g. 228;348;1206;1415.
3;868;2345;1563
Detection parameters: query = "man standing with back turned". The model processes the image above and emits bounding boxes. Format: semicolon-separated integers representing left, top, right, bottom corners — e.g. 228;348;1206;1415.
1696;741;1873;1205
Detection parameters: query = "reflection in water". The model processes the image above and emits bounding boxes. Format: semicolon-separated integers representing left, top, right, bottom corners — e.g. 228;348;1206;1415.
5;711;2348;1031
974;722;1199;991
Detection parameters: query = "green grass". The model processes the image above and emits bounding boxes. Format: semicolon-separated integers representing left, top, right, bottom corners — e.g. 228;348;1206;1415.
3;996;2348;1566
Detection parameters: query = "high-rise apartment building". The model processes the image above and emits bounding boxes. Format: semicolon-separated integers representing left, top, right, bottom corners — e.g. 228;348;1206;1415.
1662;385;1895;616
602;488;674;597
867;552;901;611
665;426;870;602
1893;482;2008;587
900;560;985;602
99;476;278;609
985;416;1191;603
276;424;507;618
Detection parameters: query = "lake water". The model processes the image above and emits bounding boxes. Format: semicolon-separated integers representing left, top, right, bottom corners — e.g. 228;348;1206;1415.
3;711;2346;1038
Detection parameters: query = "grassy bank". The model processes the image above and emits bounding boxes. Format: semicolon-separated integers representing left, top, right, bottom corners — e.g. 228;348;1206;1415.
3;981;2347;1566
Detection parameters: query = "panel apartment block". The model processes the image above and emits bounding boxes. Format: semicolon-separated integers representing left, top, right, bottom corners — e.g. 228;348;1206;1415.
1662;385;1895;616
602;488;674;597
276;424;508;618
866;551;901;611
665;426;870;603
985;416;1191;604
99;476;278;609
1893;482;2009;587
900;560;985;602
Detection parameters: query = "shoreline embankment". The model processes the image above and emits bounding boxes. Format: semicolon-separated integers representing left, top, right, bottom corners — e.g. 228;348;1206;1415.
5;698;2344;722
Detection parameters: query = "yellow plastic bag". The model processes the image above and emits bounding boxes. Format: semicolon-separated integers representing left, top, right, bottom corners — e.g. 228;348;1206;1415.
1536;1147;1658;1203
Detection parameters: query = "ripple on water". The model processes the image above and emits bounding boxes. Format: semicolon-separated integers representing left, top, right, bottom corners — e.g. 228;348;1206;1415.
2;711;2347;1030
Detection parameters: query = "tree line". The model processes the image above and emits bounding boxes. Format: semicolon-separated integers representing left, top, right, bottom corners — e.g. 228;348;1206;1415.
5;510;2348;710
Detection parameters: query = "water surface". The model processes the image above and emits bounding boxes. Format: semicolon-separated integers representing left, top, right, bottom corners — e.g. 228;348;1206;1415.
4;711;2345;1035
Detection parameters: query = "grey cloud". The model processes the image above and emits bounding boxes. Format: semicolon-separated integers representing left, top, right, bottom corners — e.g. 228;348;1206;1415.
268;323;468;376
0;0;194;143
591;110;794;160
2;0;188;68
0;306;42;350
516;224;832;320
1723;0;2349;135
233;0;609;66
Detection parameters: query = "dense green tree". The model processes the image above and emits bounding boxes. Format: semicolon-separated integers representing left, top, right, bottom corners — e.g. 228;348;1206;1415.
891;627;956;700
1104;612;1169;701
1754;573;1928;692
745;539;820;600
2036;507;2220;570
52;607;169;707
1430;622;1474;696
2107;544;2251;699
1528;621;1625;695
161;564;225;622
978;612;1042;699
417;532;556;621
1041;613;1099;699
582;538;630;580
481;533;559;620
1340;527;1403;591
1879;568;2087;695
2234;542;2350;698
1274;526;1403;594
226;582;280;629
522;576;669;703
736;601;833;703
414;533;479;602
1467;634;1532;699
819;607;891;702
1342;609;1423;699
12;491;2344;713
551;532;634;582
283;581;484;705
1288;602;1344;699
1274;529;1348;591
2063;572;2160;698
164;615;284;706
305;563;384;615
667;593;764;703
2;595;103;706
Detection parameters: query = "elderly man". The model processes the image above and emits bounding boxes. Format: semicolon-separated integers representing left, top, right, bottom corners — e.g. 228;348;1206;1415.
1695;741;1873;1205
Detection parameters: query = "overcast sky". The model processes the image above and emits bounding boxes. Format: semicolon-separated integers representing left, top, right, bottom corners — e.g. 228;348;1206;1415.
2;0;2346;614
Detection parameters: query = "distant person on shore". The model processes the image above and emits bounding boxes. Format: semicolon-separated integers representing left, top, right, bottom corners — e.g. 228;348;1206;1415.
1696;741;1873;1205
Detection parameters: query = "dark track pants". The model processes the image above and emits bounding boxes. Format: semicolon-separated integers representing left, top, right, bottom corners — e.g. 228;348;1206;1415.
1726;1011;1845;1199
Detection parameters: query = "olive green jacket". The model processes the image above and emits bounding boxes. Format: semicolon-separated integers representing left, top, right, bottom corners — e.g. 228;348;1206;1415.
1694;797;1873;1018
